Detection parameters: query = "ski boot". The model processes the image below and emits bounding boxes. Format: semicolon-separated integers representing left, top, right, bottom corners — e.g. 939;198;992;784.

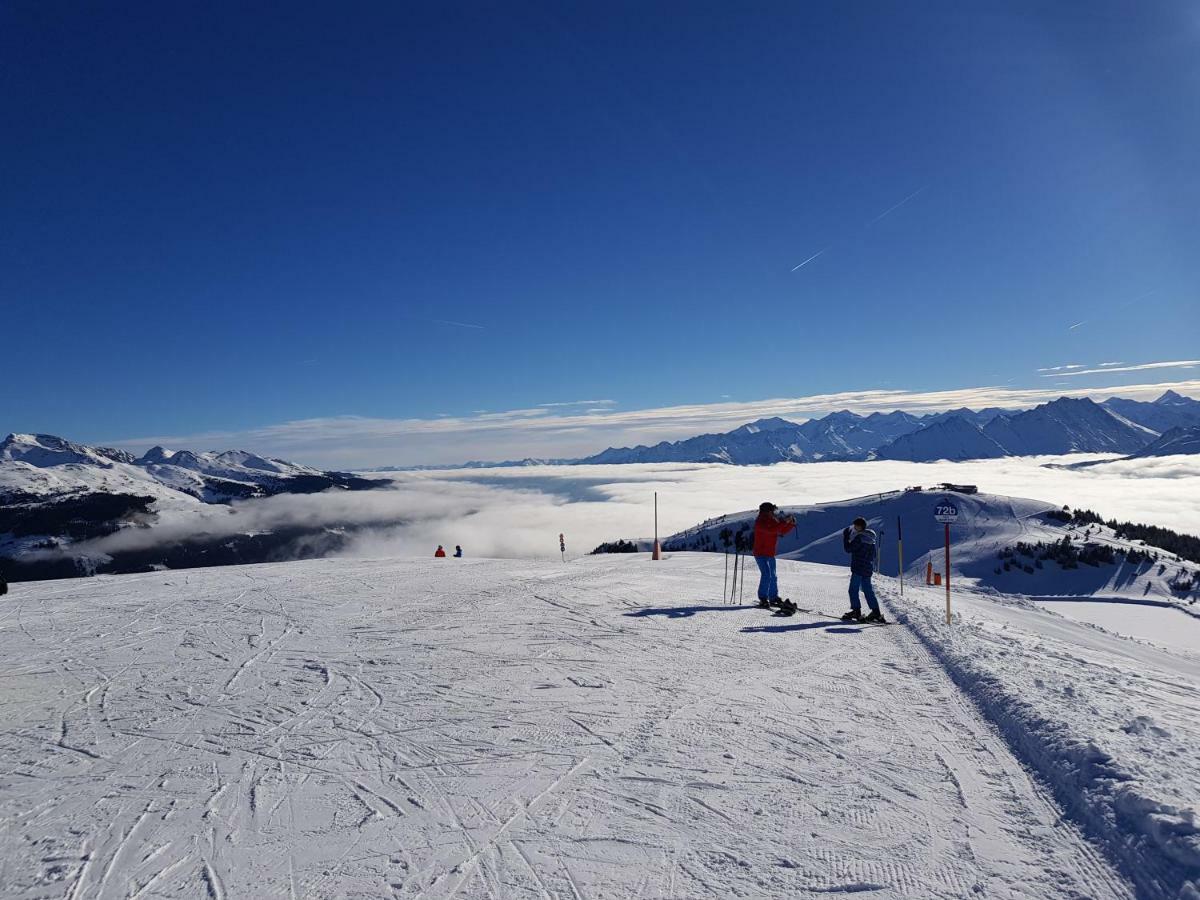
757;598;772;609
840;609;863;622
768;596;784;608
777;599;797;616
863;609;887;624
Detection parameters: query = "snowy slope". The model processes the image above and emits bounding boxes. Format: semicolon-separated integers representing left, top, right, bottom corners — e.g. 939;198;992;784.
896;575;1200;899
2;554;1176;899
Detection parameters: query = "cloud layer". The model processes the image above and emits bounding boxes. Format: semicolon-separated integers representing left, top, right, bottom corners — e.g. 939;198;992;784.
61;455;1200;567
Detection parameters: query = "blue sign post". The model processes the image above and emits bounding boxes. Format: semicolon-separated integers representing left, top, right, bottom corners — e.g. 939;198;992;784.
933;497;959;623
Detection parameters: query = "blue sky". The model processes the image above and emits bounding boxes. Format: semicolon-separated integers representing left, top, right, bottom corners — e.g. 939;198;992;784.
4;2;1198;466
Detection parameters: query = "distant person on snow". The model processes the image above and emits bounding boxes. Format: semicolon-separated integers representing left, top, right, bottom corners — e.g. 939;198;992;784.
752;502;796;609
454;545;463;558
842;517;885;623
434;545;447;558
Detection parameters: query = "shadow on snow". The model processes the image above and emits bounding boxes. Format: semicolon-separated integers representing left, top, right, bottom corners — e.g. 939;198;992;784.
741;621;862;634
624;604;758;618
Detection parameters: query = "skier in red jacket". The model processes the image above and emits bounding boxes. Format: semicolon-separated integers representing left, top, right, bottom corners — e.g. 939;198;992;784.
434;545;447;558
752;502;795;608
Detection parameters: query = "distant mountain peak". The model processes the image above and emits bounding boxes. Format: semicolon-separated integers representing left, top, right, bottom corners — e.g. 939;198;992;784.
139;446;177;464
729;416;797;436
1155;389;1193;406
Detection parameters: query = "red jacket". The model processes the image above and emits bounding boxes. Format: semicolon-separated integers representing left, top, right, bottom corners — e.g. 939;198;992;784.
434;547;446;557
752;512;795;557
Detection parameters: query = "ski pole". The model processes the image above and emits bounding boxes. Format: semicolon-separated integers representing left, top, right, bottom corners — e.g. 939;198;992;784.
724;551;729;604
739;553;745;605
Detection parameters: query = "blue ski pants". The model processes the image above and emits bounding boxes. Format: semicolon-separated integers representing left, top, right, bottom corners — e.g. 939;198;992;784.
849;572;880;613
754;555;778;601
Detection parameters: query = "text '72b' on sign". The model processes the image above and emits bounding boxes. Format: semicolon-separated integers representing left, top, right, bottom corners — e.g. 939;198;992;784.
933;498;960;523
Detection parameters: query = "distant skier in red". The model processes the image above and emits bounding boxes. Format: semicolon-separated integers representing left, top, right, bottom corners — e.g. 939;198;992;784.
434;545;447;558
752;502;795;608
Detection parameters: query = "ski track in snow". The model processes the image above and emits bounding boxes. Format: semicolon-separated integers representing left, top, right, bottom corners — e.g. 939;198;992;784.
0;555;1146;898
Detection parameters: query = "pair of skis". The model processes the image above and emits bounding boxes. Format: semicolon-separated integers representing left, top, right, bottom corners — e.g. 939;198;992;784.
764;599;889;625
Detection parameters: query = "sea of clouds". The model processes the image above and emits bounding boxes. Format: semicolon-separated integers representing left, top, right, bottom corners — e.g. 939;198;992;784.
64;453;1200;564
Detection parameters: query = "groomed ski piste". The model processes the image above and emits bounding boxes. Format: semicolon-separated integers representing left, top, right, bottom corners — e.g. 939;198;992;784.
2;553;1197;898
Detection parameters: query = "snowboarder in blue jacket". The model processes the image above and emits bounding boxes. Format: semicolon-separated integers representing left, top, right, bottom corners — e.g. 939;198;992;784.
842;517;885;623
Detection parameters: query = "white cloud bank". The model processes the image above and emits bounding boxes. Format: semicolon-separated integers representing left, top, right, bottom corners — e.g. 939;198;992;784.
61;455;1200;566
100;379;1200;470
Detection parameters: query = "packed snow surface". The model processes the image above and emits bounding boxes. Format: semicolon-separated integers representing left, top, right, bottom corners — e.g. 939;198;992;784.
1030;597;1200;655
7;554;1195;898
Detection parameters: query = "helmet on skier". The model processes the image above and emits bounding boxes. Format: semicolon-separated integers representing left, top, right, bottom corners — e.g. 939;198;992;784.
759;502;777;513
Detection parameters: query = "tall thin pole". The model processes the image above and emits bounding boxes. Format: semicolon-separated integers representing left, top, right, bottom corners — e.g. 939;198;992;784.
944;523;952;624
724;551;729;604
897;516;904;597
652;491;661;560
739;552;745;604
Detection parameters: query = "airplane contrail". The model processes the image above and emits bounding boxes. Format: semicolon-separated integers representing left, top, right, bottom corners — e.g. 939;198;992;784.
869;185;928;224
1069;321;1087;330
790;249;826;272
432;319;485;330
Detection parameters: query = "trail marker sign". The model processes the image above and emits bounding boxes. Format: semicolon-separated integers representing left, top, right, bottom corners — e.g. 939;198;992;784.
933;498;960;524
933;497;958;624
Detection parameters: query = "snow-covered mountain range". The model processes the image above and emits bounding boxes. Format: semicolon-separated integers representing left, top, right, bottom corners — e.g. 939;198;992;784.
0;433;380;580
0;432;375;504
579;391;1200;465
